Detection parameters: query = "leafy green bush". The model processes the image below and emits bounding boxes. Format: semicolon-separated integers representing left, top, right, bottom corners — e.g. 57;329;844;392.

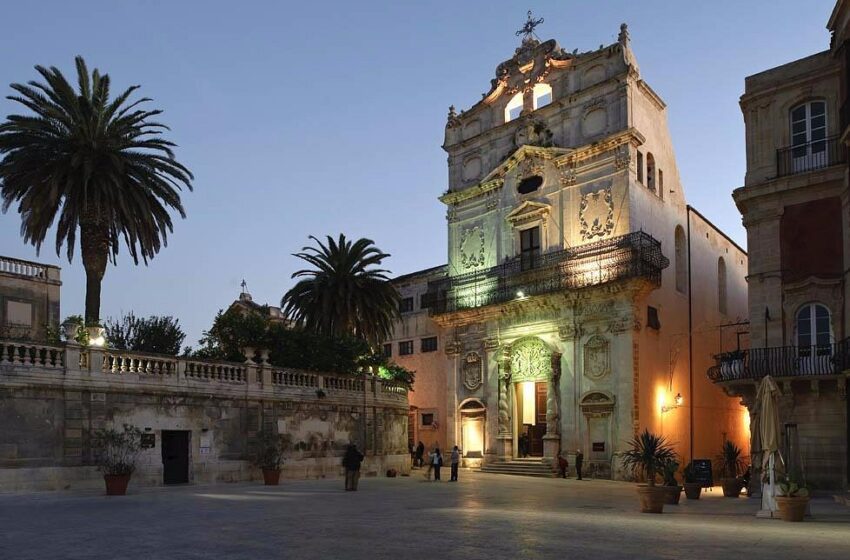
91;424;143;476
105;312;186;355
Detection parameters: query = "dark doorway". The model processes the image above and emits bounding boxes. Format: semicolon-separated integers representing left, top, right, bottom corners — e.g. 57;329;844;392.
527;382;547;456
161;430;190;485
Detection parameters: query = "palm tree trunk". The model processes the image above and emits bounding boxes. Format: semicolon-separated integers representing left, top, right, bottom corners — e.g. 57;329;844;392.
80;222;109;325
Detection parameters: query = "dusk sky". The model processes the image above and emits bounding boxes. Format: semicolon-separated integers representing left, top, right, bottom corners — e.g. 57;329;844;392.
0;0;837;345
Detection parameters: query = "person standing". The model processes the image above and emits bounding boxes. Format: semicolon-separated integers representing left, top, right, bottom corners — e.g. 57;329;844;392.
557;451;569;479
415;441;425;468
432;447;443;481
425;448;434;480
450;445;460;481
575;449;584;481
342;444;364;491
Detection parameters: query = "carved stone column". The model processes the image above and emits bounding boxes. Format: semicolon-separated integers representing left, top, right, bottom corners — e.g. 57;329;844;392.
497;347;513;460
543;352;562;464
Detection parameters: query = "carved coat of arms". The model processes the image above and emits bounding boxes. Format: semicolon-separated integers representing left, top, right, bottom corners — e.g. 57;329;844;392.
579;187;614;241
463;352;483;391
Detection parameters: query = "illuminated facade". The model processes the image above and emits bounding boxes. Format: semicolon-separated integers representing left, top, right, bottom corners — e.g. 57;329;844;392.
388;23;749;477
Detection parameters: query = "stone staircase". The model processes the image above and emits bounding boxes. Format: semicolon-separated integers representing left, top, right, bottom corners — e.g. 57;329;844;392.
479;458;555;478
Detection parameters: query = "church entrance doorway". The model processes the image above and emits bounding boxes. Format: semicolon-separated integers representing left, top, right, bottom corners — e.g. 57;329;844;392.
516;381;547;457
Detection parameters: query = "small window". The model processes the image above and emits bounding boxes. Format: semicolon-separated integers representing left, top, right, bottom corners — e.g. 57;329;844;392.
399;297;414;313
718;257;728;315
399;340;414;356
675;226;687;293
658;169;664;199
383;343;392;358
637;151;644;183
421;337;438;353
532;83;552;110
5;300;32;327
520;227;541;271
647;306;661;330
796;303;831;348
505;92;524;122
420;412;435;427
517;175;543;194
646;153;656;191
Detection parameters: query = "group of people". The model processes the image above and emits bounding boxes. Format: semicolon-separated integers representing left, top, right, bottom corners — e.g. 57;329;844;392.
557;449;584;480
412;441;460;482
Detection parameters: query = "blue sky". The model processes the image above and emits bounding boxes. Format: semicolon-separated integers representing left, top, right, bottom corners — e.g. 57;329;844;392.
0;0;837;345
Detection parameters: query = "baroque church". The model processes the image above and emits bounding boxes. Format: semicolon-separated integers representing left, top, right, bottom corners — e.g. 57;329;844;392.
388;18;750;478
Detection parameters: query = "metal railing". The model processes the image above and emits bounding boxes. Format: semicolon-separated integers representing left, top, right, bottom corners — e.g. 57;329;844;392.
707;338;850;382
776;136;846;178
423;231;668;315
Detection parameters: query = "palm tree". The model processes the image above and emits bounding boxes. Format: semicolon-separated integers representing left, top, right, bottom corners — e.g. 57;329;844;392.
0;56;192;325
281;234;399;346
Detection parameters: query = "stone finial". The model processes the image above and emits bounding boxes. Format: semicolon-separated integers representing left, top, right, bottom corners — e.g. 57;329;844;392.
447;105;457;120
618;23;630;46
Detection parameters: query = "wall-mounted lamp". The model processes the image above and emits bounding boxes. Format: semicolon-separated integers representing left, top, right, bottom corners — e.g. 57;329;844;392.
661;393;683;413
516;290;526;300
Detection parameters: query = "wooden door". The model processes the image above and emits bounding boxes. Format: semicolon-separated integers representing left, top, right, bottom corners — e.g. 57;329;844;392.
529;382;547;456
162;430;189;485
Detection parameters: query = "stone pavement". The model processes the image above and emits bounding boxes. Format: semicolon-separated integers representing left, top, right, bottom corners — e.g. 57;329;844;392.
1;471;848;560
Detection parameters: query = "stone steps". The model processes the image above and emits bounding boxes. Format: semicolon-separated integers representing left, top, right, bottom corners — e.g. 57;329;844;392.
479;459;555;478
833;494;850;506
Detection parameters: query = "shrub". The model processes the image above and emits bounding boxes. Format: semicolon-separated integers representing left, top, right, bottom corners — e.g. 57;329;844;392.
91;424;143;476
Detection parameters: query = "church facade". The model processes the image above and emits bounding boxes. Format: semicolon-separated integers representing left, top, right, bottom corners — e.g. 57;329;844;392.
388;23;750;478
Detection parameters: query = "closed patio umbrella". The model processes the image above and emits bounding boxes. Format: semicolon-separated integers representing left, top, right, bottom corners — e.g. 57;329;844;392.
756;375;781;517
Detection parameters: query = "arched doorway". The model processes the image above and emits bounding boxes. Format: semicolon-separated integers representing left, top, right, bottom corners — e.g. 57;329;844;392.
459;398;486;466
509;337;559;459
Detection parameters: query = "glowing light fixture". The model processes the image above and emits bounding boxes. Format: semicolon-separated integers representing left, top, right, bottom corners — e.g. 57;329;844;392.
661;392;683;413
516;290;526;299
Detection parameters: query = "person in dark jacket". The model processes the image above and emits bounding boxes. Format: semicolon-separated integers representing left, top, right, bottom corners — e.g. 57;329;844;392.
343;444;364;491
557;451;569;479
415;441;425;468
575;449;584;480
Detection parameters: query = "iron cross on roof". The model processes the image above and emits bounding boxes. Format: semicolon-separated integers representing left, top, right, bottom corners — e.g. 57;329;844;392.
516;10;544;39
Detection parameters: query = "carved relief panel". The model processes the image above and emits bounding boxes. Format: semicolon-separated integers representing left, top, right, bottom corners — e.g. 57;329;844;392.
579;186;614;241
459;226;486;270
462;352;483;391
583;335;610;380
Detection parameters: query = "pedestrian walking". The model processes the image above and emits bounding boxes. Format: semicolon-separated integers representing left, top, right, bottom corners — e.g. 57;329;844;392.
425;449;434;480
575;449;584;480
342;443;364;491
415;440;425;468
450;445;460;481
557;451;569;479
433;447;443;481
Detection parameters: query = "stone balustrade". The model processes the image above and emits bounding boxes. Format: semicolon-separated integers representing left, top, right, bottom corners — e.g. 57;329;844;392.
0;256;47;279
0;339;408;405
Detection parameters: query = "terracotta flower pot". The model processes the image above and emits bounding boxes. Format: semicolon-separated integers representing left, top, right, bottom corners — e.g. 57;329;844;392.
683;482;702;500
104;474;131;496
262;468;281;486
637;485;667;514
721;478;743;497
776;496;809;522
663;485;683;505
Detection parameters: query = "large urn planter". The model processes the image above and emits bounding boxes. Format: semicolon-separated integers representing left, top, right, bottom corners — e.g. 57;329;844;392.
104;474;132;496
776;496;809;522
637;485;667;514
721;478;744;498
683;482;702;500
262;468;281;486
663;485;683;505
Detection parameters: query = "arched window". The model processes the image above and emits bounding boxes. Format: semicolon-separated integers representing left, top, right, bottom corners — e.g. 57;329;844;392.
532;83;552;110
796;303;832;348
790;100;827;172
505;92;524;123
646;153;656;192
717;257;727;315
675;226;687;293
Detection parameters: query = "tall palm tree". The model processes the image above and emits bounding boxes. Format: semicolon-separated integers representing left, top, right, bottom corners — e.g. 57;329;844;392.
0;56;193;325
281;234;400;346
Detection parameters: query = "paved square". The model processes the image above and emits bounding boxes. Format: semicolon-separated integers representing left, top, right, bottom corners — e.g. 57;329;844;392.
1;472;848;560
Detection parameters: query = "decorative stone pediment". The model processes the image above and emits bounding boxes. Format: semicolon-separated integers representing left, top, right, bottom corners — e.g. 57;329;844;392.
580;391;615;417
506;200;551;227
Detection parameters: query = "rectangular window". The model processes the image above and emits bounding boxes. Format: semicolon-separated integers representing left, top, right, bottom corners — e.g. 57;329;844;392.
399;297;414;313
420;412;435;427
421;336;438;353
5;300;32;327
647;306;661;330
383;343;392;358
399;340;414;356
637;151;644;183
520;227;541;271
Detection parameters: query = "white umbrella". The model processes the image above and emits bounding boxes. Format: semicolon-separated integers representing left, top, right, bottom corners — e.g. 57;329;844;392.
756;375;781;518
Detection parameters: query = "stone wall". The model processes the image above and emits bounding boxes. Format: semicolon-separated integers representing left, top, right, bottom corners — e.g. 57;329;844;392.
0;340;409;492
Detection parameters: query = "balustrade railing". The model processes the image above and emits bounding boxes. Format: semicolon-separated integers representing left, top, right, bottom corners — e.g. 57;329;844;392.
708;339;850;382
102;351;177;376
272;369;318;388
0;256;48;279
323;375;364;392
0;341;64;369
183;359;246;382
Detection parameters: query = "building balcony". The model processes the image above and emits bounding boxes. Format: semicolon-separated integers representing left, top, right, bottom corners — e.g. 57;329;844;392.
775;135;847;178
707;338;850;383
423;231;668;315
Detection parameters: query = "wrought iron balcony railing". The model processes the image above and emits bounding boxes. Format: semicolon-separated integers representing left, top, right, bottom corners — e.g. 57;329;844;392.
775;135;846;178
707;338;850;383
423;231;668;315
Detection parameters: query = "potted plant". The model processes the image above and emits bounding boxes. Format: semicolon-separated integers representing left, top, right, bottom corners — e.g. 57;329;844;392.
683;461;702;500
718;440;746;497
253;430;284;485
662;458;683;505
776;477;810;522
621;429;676;514
91;424;143;496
